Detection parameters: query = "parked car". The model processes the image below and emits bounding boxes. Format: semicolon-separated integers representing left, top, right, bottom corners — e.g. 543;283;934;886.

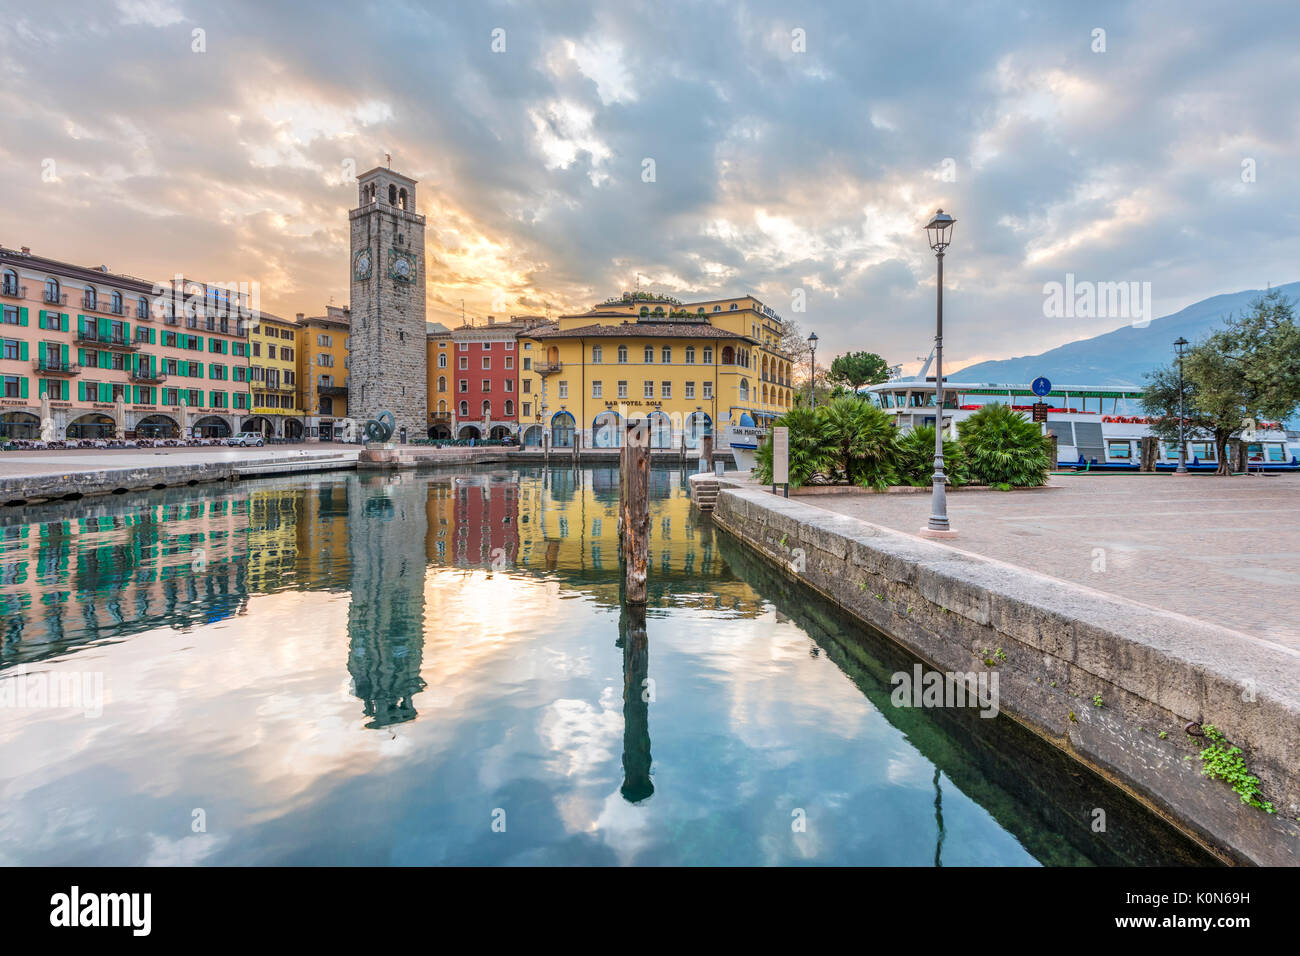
227;432;266;447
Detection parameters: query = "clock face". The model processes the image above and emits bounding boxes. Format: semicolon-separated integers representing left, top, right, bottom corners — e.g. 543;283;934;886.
353;249;372;280
388;249;417;283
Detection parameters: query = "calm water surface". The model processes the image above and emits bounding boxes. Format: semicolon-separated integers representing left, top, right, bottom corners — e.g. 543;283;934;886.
0;467;1213;865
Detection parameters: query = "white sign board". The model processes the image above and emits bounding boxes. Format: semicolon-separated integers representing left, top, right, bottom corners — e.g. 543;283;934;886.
772;427;789;485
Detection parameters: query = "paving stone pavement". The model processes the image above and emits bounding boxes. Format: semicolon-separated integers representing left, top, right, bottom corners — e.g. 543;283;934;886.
800;473;1300;650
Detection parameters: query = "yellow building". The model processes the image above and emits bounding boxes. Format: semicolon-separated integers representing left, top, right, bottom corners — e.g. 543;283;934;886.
248;312;305;439
516;293;793;449
296;306;350;440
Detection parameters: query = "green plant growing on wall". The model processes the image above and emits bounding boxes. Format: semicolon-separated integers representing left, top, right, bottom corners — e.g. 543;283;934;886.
1092;694;1104;707
1196;725;1274;812
894;424;968;487
956;402;1054;488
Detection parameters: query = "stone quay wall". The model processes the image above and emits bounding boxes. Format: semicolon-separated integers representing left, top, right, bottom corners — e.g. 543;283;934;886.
711;483;1300;866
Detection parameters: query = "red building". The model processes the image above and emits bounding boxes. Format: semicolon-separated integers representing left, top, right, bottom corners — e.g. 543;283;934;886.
448;315;548;440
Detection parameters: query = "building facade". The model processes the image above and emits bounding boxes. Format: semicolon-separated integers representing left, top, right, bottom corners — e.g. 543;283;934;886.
1;246;252;440
445;315;549;441
296;307;350;440
425;321;453;438
516;293;793;449
247;312;305;439
348;166;427;443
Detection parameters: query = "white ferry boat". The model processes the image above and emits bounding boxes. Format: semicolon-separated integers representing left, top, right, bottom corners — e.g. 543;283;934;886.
861;379;1298;472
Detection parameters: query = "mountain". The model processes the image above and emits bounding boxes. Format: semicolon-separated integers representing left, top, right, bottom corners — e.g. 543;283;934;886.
951;281;1300;388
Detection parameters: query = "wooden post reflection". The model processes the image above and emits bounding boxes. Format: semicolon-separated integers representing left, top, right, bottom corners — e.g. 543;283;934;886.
618;602;654;803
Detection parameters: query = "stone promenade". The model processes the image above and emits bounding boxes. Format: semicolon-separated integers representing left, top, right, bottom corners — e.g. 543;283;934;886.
800;473;1299;650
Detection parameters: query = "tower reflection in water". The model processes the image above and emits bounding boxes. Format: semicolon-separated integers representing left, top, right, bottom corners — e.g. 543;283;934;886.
346;473;429;729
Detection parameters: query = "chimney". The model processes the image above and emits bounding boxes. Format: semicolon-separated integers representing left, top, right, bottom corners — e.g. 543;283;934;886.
296;312;304;321
20;246;30;254
488;315;495;325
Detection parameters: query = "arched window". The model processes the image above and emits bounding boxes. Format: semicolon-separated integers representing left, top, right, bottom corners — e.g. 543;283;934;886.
398;188;408;209
729;303;738;310
721;346;735;364
137;296;148;318
438;376;446;392
739;378;749;401
438;352;447;367
1;269;17;296
459;401;469;416
504;400;513;416
644;345;654;363
617;345;628;363
438;400;447;413
713;305;721;312
83;285;97;309
111;290;123;314
482;400;492;416
44;277;60;304
388;184;398;205
592;344;603;363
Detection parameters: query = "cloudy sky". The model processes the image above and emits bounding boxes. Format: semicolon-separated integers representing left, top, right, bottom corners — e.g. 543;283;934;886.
1;0;1296;373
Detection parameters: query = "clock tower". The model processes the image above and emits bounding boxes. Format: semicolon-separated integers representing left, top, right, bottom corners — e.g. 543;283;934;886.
349;166;427;441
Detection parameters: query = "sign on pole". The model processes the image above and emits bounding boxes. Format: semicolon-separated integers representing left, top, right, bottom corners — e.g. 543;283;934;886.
772;427;789;494
1031;376;1052;397
1031;402;1049;423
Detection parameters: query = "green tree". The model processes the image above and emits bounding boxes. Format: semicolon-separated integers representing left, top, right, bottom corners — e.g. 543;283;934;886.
827;351;891;390
957;403;1053;488
1141;291;1300;475
818;396;898;489
895;425;967;487
754;406;825;488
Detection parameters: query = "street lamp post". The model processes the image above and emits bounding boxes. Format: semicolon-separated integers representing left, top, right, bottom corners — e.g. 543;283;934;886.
923;210;956;535
807;332;818;409
1174;336;1189;474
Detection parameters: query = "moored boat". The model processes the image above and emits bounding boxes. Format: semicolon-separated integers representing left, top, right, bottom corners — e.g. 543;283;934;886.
860;379;1297;472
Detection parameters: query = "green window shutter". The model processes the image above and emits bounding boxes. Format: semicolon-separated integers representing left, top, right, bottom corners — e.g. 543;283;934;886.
20;376;28;399
149;327;155;344
19;307;28;327
100;350;110;368
39;379;47;399
60;344;67;366
38;309;46;329
78;348;85;366
78;381;85;402
123;321;130;340
62;313;69;332
98;317;109;339
19;341;28;361
78;315;88;335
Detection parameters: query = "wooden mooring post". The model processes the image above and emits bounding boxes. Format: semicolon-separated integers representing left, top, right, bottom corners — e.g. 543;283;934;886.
699;433;713;474
621;420;650;604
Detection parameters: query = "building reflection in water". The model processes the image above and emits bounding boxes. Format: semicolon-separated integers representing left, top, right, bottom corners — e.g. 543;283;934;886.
345;473;429;729
0;465;762;744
